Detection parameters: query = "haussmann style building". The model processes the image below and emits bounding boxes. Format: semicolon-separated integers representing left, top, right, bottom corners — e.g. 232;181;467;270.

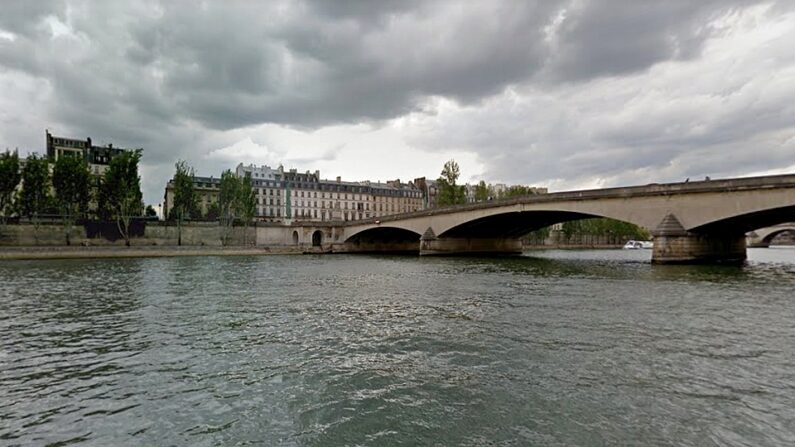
235;163;424;222
46;130;139;177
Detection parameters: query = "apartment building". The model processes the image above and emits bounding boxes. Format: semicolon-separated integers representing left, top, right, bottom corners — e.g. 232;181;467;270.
46;130;137;177
235;163;424;222
162;176;221;219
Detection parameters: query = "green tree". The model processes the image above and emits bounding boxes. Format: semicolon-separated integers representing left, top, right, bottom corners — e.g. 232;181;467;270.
561;218;650;245
145;205;157;217
501;185;538;199
219;169;242;245
474;180;492;202
98;149;143;246
524;226;551;245
19;154;51;227
0;150;21;224
170;160;198;246
239;175;257;245
205;202;221;221
52;155;91;245
436;159;466;206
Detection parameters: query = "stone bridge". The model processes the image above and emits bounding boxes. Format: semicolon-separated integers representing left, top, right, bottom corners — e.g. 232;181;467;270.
327;174;795;264
746;223;795;247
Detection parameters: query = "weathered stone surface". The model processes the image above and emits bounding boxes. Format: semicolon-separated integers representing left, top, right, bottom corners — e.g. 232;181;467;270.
654;214;687;237
419;238;523;256
652;234;747;264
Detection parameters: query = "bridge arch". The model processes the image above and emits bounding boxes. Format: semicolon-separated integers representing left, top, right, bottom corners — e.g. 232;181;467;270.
344;224;424;243
747;223;795;247
341;226;422;253
687;204;795;236
436;210;613;239
761;227;795;244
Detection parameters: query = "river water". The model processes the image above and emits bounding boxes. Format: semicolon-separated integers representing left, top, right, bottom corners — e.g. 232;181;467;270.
1;248;794;446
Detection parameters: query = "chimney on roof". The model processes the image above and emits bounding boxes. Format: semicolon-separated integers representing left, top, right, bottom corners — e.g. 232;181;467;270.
336;176;341;183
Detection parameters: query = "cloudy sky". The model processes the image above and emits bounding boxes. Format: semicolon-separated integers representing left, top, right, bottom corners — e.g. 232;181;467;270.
1;1;794;205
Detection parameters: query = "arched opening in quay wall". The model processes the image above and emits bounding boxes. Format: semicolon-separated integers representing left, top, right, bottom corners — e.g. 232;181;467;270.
312;230;323;247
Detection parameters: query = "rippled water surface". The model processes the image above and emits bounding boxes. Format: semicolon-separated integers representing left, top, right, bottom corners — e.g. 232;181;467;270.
2;248;795;446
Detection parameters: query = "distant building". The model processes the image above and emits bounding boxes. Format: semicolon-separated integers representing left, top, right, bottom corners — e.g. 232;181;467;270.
492;183;508;197
235;163;424;222
413;177;438;208
162;175;221;220
46;130;139;177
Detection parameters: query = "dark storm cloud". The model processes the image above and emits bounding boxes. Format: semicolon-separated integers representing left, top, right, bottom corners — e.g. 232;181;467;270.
0;0;64;36
1;0;767;131
543;1;755;81
0;0;792;203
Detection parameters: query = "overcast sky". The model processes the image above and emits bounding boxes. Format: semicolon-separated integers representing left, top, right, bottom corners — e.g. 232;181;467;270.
1;1;794;205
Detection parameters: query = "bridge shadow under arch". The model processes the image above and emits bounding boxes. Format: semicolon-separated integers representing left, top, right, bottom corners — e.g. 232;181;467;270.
688;205;795;236
343;226;422;253
438;211;606;239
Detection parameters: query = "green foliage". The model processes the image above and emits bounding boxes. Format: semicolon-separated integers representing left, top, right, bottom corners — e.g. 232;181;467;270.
98;149;143;245
524;226;551;245
171;160;199;222
0;151;21;219
436;159;466;206
19;154;51;220
52;155;91;245
561;218;650;242
53;155;91;219
239;175;257;245
219;169;241;220
217;170;257;244
239;175;256;223
501;185;540;199
205;202;221;221
474;180;492;202
145;205;157;217
219;169;242;245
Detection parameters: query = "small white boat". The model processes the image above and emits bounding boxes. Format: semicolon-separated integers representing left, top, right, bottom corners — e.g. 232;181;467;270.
623;240;653;249
623;240;641;249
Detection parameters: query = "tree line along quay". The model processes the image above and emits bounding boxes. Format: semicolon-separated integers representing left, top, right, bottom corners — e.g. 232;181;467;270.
0;132;648;251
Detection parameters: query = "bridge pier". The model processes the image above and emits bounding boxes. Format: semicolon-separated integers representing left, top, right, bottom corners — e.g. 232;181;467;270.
652;234;747;264
419;237;523;256
651;214;746;264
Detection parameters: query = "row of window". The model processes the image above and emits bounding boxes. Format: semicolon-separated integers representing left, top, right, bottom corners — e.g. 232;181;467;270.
245;178;422;197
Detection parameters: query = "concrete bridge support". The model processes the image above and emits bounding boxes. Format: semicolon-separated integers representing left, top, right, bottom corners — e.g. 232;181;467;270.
652;234;747;264
419;237;523;256
651;214;746;264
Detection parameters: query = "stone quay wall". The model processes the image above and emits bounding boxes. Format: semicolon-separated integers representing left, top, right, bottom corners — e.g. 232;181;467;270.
0;221;298;248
